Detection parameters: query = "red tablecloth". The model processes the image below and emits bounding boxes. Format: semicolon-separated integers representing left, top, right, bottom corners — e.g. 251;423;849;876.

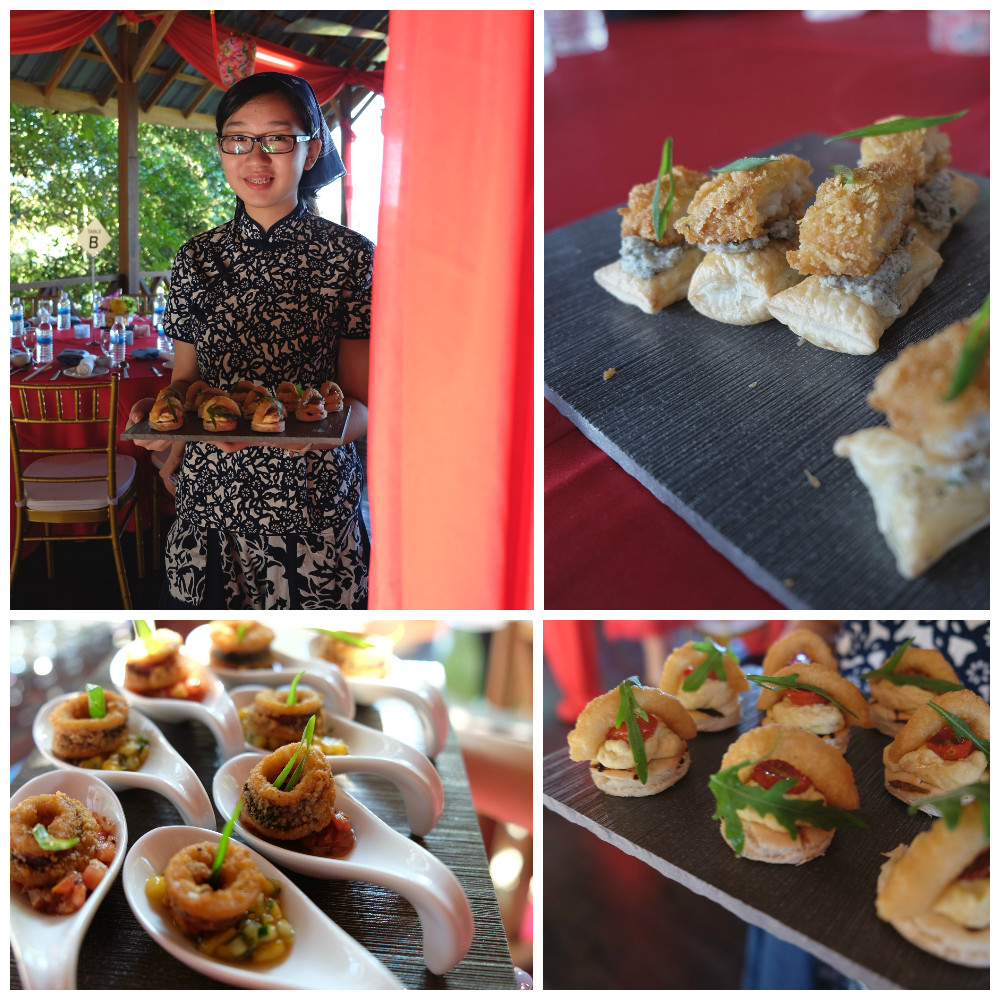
544;9;989;610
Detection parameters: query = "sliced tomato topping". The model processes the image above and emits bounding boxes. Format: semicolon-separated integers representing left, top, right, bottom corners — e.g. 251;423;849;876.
752;758;812;795
786;688;828;706
926;724;974;760
958;848;989;881
606;712;658;742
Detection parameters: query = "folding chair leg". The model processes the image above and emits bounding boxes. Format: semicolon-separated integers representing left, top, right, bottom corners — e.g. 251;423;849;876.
109;512;134;609
133;503;146;580
43;525;55;579
10;508;25;585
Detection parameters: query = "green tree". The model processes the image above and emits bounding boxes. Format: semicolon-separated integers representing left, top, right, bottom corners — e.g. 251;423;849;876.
10;104;231;284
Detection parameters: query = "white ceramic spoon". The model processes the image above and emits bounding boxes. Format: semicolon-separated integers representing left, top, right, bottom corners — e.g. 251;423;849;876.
213;754;475;975
229;684;445;836
271;628;450;758
108;646;246;759
10;770;128;989
183;623;354;718
33;694;215;828
123;825;404;990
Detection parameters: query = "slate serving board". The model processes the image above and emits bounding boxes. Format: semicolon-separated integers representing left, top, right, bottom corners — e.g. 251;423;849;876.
542;679;988;990
122;404;349;446
544;134;989;610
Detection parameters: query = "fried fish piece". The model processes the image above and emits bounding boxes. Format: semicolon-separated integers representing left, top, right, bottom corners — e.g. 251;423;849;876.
618;165;711;247
674;154;814;247
859;116;952;186
786;161;914;277
867;314;989;462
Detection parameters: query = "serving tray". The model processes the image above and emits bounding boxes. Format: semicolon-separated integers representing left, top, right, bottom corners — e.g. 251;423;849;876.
542;680;988;990
544;133;989;610
122;404;349;446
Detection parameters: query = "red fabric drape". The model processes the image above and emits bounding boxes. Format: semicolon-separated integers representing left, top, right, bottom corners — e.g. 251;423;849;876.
369;10;533;610
153;11;384;103
10;11;112;53
542;621;601;724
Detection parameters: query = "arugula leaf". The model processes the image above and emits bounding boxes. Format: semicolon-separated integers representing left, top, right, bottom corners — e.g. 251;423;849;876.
32;822;80;851
943;296;989;401
909;782;989;836
709;761;867;855
210;799;243;888
314;629;376;649
711;155;781;173
682;639;737;692
86;682;106;719
828;164;854;184
748;672;858;719
825;110;968;143
614;676;649;784
927;702;990;764
286;669;305;706
650;138;675;242
861;638;963;693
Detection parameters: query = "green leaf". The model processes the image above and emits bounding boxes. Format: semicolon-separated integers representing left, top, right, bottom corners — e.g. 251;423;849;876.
828;164;855;184
709;761;867;855
682;639;737;692
861;638;963;693
210;799;243;888
32;822;80;852
285;715;317;791
650;137;675;243
908;781;989;836
825;110;968;143
86;682;106;719
711;155;781;173
235;623;247;642
314;629;376;649
748;672;858;720
927;702;990;764
943;296;989;401
614;676;649;784
133;619;154;640
286;670;306;706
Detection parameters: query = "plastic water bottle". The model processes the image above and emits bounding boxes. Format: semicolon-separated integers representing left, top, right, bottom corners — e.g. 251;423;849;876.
152;289;166;329
56;291;72;330
10;297;24;339
110;319;126;365
36;315;54;363
157;323;172;355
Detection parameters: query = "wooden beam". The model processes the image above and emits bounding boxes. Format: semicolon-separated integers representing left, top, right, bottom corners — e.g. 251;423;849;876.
90;31;123;83
43;41;87;97
132;10;177;80
184;81;215;119
141;55;186;114
117;20;141;293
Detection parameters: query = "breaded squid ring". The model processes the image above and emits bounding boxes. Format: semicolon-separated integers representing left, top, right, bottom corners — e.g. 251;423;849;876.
276;381;302;413
240;387;268;418
660;640;750;731
183;380;209;411
10;792;101;888
314;632;390;677
247;687;326;749
875;802;989;967
241;743;337;840
319;381;344;412
201;395;241;432
210;620;275;653
884;689;988;764
251;397;285;433
869;646;964;734
49;690;130;760
762;629;838;675
163;840;269;935
720;725;860;809
756;664;872;729
149;391;184;431
294;388;326;422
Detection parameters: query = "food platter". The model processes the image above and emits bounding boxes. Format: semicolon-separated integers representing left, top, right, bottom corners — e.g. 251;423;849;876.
542;679;988;990
121;404;349;446
543;133;989;610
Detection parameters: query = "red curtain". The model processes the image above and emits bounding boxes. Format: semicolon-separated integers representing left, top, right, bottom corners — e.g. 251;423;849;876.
10;11;112;53
369;10;534;610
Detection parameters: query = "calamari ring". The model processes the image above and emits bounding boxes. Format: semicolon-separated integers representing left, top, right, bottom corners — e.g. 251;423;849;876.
209;620;275;654
240;387;268;418
294;388;326;422
247;688;326;748
762;629;838;675
869;646;962;711
756;663;872;727
125;628;182;669
183;380;209;411
314;632;391;677
319;380;345;412
660;641;750;695
884;689;988;764
567;684;696;762
49;690;130;760
163;840;269;935
276;381;302;412
241;742;337;840
719;725;860;809
10;792;101;888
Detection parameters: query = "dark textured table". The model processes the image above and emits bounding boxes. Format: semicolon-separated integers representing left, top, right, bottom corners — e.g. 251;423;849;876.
11;660;517;991
544;133;989;610
542;681;988;990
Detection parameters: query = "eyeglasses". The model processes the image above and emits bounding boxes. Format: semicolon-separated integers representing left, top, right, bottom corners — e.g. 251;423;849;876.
217;133;315;155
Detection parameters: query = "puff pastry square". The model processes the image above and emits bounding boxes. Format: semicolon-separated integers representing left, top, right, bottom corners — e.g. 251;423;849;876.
593;247;704;314
767;237;943;354
833;426;989;578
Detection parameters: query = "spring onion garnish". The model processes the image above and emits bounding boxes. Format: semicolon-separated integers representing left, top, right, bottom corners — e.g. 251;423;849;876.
133;619;155;641
861;638;964;693
825;109;968;143
682;639;738;692
748;672;858;719
235;622;247;641
615;677;649;784
711;154;781;174
927;702;990;764
650;137;675;242
909;781;989;834
86;682;106;719
272;715;317;792
286;670;305;706
314;629;376;649
828;164;855;184
32;822;80;851
943;295;989;401
210;799;243;888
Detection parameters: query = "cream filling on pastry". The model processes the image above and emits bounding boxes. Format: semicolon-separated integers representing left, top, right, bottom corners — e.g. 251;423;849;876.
736;783;826;833
770;699;845;735
675;676;733;713
894;746;988;790
931;877;990;929
595;720;684;770
619;236;685;279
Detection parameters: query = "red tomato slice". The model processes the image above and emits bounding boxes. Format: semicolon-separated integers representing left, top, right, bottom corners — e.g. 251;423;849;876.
786;688;828;706
752;758;812;794
926;724;974;760
606;712;658;742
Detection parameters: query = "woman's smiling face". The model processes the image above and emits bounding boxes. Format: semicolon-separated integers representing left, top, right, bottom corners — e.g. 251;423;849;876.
218;92;321;230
